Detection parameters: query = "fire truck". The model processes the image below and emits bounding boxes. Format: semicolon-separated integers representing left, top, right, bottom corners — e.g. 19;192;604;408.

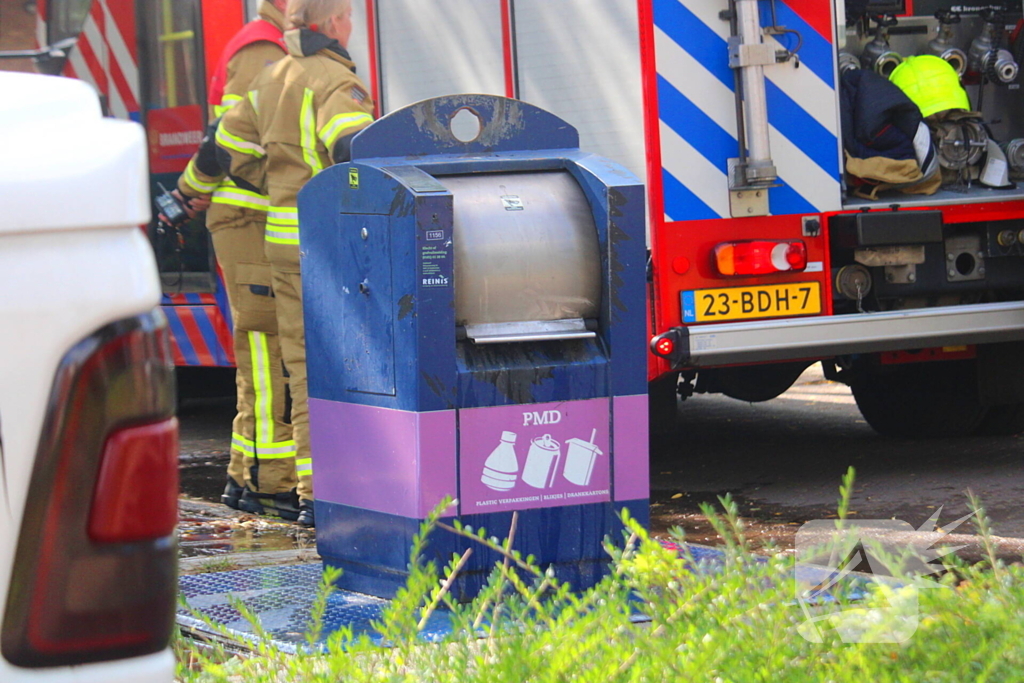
10;0;1024;437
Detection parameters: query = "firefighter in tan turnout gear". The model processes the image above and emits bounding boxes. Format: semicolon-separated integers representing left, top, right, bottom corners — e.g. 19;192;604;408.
217;0;375;527
178;0;303;521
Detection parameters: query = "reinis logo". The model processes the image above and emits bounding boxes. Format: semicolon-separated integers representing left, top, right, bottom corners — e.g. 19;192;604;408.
795;508;975;644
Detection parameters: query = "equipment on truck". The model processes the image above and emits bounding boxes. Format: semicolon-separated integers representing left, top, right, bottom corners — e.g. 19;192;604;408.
890;55;971;118
925;10;967;76
299;95;648;598
968;8;1019;85
861;14;903;76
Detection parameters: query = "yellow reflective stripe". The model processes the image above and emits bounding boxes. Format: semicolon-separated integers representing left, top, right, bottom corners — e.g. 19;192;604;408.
231;433;255;454
181;162;218;195
216;122;265;157
213;94;243;119
247;90;258;110
296;457;313;475
249;331;273;445
211;195;270;211
255;440;298;459
266;206;300;244
212;186;270;211
267;206;298;224
318;111;373;150
300;88;323;176
265;229;300;245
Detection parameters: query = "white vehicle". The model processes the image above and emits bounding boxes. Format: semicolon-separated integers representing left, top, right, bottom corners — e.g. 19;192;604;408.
0;72;176;682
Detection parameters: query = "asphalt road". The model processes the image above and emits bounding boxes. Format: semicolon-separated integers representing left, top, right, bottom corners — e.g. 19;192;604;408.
651;365;1024;556
178;365;1024;557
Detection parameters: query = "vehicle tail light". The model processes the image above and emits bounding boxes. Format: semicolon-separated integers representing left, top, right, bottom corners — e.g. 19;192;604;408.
714;240;807;276
2;312;177;668
650;328;687;366
653;336;675;357
89;420;179;544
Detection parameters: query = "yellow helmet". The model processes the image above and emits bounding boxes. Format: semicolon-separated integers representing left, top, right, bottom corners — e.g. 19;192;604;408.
890;55;971;117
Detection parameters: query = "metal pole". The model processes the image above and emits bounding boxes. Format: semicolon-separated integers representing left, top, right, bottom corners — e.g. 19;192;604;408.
735;0;776;184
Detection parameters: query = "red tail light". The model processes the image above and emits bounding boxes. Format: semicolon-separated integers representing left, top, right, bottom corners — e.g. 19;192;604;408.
2;312;177;668
653;336;676;357
714;240;808;276
89;419;179;544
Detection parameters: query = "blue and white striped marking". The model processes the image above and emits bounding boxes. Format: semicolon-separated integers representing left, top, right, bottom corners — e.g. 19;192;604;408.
654;0;842;221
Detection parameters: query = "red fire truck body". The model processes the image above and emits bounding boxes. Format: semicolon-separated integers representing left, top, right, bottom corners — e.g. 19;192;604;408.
19;0;1024;436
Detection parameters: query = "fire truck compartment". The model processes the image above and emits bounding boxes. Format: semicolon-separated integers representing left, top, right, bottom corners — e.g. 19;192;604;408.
839;7;1024;209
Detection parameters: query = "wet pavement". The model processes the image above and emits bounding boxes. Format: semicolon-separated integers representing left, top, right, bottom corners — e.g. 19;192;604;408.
177;397;315;561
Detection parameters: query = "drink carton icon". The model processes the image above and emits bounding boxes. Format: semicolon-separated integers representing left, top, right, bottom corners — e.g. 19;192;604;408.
563;429;602;486
522;434;561;489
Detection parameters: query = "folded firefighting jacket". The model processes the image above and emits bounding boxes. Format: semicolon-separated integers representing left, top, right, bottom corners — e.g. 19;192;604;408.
840;69;940;199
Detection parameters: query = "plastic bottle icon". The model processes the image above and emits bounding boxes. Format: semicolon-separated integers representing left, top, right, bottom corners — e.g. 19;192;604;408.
563;428;603;487
522;434;561;489
481;431;519;491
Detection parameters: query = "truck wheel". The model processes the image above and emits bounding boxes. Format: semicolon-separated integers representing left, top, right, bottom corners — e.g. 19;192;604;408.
850;359;988;438
648;372;679;434
974;403;1024;436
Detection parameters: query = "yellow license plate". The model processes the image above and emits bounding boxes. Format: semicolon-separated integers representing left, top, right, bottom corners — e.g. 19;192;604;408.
681;282;822;323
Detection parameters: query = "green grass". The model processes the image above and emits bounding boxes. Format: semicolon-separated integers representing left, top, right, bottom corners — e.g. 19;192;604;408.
176;469;1024;682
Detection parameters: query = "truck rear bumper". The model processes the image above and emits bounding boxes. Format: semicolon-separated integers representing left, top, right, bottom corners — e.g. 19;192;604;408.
675;301;1024;367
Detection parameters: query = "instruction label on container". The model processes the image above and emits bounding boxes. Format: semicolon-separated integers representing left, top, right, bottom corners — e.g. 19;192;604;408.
459;398;611;514
420;243;450;288
501;195;524;211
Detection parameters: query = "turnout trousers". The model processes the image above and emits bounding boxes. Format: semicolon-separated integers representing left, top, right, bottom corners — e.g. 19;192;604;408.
265;236;312;502
209;205;297;495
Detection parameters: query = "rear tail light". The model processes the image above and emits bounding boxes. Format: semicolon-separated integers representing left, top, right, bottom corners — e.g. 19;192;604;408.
714;240;807;276
2;312;177;668
650;328;687;367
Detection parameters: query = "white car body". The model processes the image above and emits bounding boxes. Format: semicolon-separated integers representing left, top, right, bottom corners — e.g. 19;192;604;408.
0;72;173;682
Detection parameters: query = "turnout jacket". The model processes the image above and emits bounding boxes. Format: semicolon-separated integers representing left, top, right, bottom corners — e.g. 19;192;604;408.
177;0;286;214
217;28;375;266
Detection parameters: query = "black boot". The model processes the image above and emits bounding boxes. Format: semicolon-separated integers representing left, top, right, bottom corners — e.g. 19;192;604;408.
221;477;244;510
297;501;315;528
238;489;301;521
236;488;266;515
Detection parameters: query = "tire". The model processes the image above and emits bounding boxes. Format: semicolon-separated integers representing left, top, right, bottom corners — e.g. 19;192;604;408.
974;402;1024;436
850;358;988;438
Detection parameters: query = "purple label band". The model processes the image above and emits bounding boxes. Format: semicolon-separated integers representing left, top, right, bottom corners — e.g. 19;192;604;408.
309;395;649;520
614;394;649;502
309;399;457;520
460;398;613;515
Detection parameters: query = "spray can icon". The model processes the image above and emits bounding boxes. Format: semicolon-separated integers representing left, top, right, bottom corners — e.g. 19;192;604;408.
522;434;561;489
481;431;519;491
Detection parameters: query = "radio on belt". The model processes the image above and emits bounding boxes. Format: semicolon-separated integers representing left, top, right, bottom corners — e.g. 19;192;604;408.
299;95;648;599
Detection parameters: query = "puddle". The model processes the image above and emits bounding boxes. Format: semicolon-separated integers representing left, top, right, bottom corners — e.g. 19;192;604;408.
178;504;316;558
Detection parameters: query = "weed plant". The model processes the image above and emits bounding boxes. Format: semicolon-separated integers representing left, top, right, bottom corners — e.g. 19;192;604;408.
176;469;1024;682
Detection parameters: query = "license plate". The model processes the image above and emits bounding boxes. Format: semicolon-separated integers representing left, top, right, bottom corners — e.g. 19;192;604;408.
681;282;822;323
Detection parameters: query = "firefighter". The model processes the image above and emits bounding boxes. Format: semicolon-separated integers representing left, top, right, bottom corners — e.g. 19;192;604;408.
217;0;375;528
177;0;303;521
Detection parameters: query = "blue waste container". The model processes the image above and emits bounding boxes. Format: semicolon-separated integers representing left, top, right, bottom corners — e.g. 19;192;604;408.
299;95;648;599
